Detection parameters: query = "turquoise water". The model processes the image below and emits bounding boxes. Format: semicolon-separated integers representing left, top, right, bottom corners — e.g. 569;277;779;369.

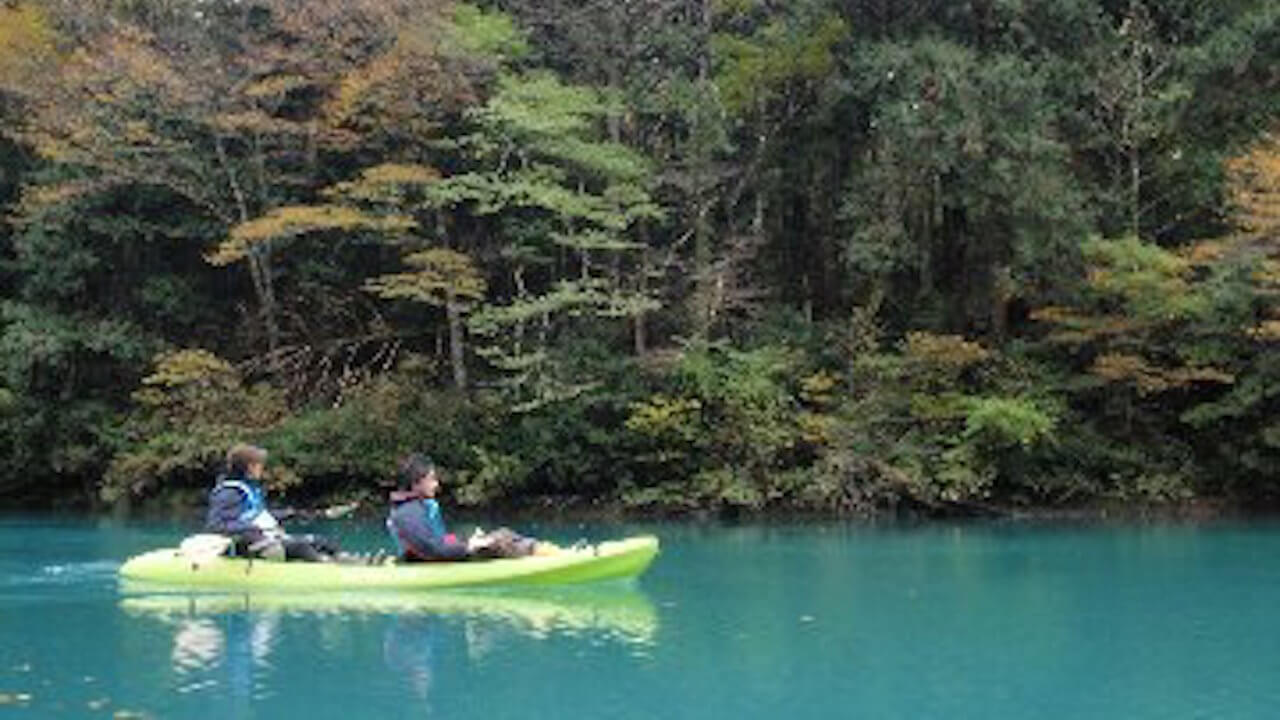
2;515;1279;719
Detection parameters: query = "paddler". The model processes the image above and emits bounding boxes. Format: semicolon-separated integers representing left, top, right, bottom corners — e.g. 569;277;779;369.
387;453;540;562
205;443;342;562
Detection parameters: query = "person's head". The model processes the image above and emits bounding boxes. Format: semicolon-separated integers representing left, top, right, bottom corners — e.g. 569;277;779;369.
227;443;268;479
398;453;439;498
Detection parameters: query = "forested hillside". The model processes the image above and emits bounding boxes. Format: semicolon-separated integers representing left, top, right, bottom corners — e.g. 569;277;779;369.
1;0;1279;513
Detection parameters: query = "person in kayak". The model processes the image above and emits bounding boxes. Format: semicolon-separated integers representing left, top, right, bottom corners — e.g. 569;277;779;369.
387;453;539;562
206;443;341;562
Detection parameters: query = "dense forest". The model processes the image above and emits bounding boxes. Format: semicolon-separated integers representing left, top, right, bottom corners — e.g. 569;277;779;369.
1;0;1279;515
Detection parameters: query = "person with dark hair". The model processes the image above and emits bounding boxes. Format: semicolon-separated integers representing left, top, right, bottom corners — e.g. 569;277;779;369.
205;443;341;562
387;453;539;562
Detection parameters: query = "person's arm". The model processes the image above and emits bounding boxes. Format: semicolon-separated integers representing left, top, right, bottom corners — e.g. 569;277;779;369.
422;531;469;560
205;486;262;538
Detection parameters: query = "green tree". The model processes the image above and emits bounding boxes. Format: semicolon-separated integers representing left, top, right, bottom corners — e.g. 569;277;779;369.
842;38;1088;336
421;70;664;408
364;247;488;389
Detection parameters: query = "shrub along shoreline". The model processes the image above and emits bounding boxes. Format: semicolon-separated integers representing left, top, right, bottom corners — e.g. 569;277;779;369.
65;329;1280;520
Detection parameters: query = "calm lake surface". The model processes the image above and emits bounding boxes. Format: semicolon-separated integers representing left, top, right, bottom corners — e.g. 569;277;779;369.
2;513;1279;719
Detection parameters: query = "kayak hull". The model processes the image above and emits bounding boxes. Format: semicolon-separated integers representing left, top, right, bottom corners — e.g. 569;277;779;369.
119;535;659;591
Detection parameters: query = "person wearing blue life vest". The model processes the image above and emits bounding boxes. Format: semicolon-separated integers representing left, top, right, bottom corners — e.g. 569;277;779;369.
206;443;340;562
387;453;539;562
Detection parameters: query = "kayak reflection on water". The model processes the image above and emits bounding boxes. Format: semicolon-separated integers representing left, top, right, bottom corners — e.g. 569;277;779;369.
128;586;657;712
169;608;279;712
123;585;659;646
383;614;436;703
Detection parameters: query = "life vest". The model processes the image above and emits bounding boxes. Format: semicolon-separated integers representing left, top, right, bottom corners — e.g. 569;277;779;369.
215;479;281;533
387;498;455;560
421;498;446;538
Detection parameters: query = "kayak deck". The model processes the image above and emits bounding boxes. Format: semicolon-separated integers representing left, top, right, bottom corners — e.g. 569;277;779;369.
118;535;659;591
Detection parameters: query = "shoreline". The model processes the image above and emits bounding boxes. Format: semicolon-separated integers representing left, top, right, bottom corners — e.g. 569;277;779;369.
3;492;1276;526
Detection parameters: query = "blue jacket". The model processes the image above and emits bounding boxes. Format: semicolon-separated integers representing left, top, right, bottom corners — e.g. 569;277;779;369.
206;474;272;538
386;494;468;561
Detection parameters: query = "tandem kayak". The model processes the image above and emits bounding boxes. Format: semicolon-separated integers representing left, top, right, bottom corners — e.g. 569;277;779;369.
118;535;659;591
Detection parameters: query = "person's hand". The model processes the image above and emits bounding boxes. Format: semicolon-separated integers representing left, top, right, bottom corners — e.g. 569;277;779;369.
467;531;494;553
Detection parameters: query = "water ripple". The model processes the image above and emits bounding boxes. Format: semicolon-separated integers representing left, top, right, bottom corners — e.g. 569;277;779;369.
1;560;119;597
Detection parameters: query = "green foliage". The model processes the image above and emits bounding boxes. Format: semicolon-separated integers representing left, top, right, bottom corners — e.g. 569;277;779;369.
449;3;530;61
1079;236;1207;322
842;34;1091;331
800;330;1072;509
262;378;480;485
103;349;292;501
4;0;1280;515
962;396;1057;449
452;445;530;506
620;342;809;510
712;12;846;116
364;248;488;307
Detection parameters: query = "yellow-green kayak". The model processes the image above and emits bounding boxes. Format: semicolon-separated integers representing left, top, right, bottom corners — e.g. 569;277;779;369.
118;535;659;591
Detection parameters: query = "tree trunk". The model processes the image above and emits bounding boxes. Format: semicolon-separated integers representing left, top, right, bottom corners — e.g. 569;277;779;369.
446;292;467;391
634;312;647;355
633;244;650;355
1128;28;1142;240
216;134;280;355
513;265;526;356
690;0;714;339
991;264;1011;344
1130;142;1141;238
251;247;282;354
